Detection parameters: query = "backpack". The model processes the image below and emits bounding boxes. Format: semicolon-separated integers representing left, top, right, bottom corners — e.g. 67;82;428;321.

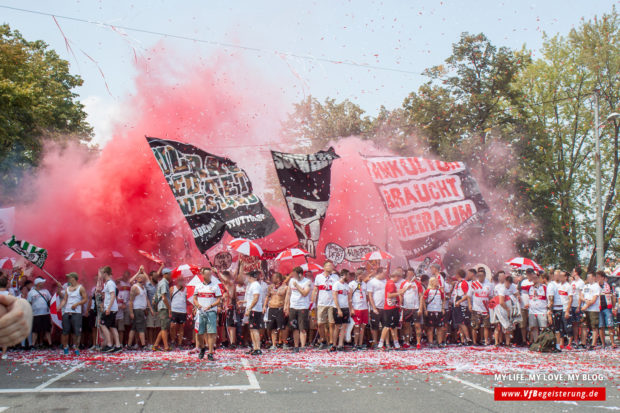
529;328;556;353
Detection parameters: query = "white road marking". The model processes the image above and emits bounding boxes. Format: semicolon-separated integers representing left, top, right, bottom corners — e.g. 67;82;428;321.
0;360;260;393
34;363;85;391
443;374;493;394
0;407;9;412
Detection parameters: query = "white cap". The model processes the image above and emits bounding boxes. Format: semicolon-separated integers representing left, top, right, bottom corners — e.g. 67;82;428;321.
34;277;45;285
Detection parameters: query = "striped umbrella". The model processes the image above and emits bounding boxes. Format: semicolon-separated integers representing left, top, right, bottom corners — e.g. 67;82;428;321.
138;250;164;265
170;264;201;280
274;248;310;261
65;251;96;261
300;262;323;274
505;257;543;272
0;257;15;270
228;238;263;257
363;250;394;261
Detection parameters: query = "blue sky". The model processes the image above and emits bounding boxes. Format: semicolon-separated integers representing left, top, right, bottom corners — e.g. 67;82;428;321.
2;0;616;145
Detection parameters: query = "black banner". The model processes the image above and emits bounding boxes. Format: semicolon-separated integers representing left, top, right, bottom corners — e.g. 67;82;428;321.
147;137;278;252
363;155;489;259
271;148;339;257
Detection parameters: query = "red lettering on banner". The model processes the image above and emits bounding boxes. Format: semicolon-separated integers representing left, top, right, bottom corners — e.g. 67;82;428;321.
380;175;465;213
391;200;476;241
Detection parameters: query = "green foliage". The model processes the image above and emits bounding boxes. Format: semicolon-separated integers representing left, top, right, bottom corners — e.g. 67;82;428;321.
0;24;92;200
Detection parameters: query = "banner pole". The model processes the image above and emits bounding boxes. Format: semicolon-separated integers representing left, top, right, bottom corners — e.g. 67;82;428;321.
41;268;61;285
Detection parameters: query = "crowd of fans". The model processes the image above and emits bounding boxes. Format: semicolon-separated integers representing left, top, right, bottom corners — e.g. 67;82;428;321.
0;261;618;360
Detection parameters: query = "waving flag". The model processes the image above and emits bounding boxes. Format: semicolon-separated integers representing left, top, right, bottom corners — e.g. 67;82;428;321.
50;293;62;329
271;148;339;257
3;235;48;268
147;137;278;253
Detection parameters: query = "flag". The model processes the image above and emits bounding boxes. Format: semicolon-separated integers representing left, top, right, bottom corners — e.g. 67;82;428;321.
146;137;278;253
3;235;48;268
0;207;14;238
271;148;339;257
50;293;62;329
363;155;489;259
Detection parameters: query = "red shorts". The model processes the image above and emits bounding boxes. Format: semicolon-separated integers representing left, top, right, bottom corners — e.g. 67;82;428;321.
352;309;369;325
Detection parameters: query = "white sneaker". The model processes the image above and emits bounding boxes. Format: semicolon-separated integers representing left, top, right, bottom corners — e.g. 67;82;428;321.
1;353;7;360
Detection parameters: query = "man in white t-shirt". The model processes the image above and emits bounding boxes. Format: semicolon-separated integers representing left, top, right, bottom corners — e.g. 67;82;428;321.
331;272;352;351
518;269;534;344
285;267;312;352
349;268;369;350
551;271;573;349
469;270;493;346
245;271;264;356
310;261;339;350
569;267;585;348
27;277;52;348
366;268;387;349
399;268;424;349
580;272;601;350
193;268;222;361
99;266;121;352
528;272;549;342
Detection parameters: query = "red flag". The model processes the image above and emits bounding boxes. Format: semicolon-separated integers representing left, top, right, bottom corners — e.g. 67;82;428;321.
50;293;62;328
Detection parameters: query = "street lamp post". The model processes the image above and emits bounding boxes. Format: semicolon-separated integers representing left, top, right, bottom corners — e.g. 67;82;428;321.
593;89;620;270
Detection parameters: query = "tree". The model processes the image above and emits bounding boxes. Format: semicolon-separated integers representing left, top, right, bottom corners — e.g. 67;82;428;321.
514;7;620;270
0;24;92;200
282;96;372;150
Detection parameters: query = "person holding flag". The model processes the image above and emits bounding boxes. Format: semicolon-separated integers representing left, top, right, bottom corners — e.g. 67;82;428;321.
59;272;87;355
27;277;52;348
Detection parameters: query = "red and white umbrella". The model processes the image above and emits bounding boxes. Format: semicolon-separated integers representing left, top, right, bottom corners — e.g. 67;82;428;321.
611;266;620;277
300;262;323;274
275;248;309;261
170;264;201;280
228;238;263;257
65;250;96;261
0;257;15;270
505;257;543;272
363;250;394;261
138;250;164;265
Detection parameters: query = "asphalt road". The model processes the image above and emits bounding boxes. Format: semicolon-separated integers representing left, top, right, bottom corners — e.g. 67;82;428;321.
0;347;617;412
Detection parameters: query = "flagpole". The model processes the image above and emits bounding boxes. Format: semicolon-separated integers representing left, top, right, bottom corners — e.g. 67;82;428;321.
41;268;61;285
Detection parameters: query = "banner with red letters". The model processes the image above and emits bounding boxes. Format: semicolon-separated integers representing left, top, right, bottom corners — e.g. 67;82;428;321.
363;155;489;259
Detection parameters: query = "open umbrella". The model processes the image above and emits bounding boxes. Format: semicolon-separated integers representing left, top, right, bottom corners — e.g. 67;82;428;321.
300;262;323;274
65;250;96;261
228;238;263;257
363;250;394;261
170;264;201;280
138;250;164;265
0;257;15;270
505;257;543;272
274;248;309;261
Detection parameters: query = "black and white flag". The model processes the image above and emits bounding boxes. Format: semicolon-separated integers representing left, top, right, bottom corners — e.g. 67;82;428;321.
147;137;278;252
271;148;339;257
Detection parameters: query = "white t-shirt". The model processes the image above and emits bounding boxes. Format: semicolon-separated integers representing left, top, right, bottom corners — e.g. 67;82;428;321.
452;280;470;307
366;277;386;310
519;279;533;307
170;286;188;313
193;282;222;312
27;288;51;316
423;288;444;312
103;279;119;312
400;280;423;309
557;282;572;311
469;280;492;313
349;280;368;310
547;281;563;310
528;284;548;315
332;280;350;309
247;281;264;312
582;282;601;312
315;273;338;307
289;277;312;310
570;278;585;308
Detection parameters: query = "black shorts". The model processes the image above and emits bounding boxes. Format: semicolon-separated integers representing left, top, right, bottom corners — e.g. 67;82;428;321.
334;308;350;325
403;308;422;324
289;308;309;331
62;313;82;335
170;312;187;324
225;308;237;327
83;312;97;330
427;311;444;328
32;314;51;334
552;310;569;335
249;311;264;330
382;308;400;328
267;307;285;330
452;306;471;326
101;312;117;328
369;309;384;330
